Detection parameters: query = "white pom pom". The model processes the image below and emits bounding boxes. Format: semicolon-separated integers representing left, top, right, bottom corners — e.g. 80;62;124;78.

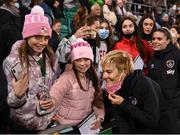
31;5;44;15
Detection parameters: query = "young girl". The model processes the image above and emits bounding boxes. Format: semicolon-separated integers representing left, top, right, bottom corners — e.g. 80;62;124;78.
50;38;105;132
113;16;152;71
49;19;61;52
3;5;60;133
138;13;156;43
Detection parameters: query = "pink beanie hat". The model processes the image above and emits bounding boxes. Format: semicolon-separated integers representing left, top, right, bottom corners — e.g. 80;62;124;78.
22;5;52;39
71;38;94;62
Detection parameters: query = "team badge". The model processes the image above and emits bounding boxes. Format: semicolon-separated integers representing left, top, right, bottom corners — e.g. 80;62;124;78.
166;60;174;69
129;96;137;105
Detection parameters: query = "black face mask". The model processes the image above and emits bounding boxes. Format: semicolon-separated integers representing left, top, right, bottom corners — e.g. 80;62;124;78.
123;33;134;39
142;33;151;41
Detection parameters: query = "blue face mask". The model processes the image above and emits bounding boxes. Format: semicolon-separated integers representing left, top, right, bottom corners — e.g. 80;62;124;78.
14;2;20;9
98;29;110;40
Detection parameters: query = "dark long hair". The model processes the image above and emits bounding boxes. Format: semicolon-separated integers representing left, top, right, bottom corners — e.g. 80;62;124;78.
138;13;156;40
96;18;115;51
118;16;147;59
73;61;103;108
18;40;56;74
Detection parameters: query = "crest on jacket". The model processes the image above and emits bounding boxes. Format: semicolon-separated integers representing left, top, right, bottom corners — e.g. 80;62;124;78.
129;96;137;105
166;60;174;68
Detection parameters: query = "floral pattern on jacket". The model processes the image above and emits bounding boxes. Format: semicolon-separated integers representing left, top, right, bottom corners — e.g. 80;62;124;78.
3;40;61;130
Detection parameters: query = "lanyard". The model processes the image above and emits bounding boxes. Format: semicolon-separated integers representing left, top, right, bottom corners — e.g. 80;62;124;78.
30;54;46;77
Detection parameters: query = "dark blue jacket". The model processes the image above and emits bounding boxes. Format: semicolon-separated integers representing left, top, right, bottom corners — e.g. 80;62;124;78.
112;70;160;133
0;8;22;64
147;44;180;106
147;44;180;133
0;64;10;133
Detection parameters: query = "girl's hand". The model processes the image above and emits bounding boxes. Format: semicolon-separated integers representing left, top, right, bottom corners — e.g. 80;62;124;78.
12;72;28;98
91;118;102;130
39;99;54;110
74;26;91;39
108;94;124;105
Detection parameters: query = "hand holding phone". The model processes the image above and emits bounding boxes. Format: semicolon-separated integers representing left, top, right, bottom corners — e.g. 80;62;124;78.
38;91;53;111
12;71;29;98
85;29;97;39
10;63;23;81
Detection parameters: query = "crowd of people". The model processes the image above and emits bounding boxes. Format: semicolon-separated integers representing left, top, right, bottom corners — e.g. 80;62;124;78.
0;0;179;134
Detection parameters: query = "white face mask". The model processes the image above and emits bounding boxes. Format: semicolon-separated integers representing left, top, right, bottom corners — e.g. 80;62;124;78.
14;2;20;9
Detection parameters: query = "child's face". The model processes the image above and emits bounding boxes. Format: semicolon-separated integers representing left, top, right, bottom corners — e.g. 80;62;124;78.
74;58;91;74
52;22;61;34
143;18;154;34
100;22;109;30
27;35;49;55
122;19;135;34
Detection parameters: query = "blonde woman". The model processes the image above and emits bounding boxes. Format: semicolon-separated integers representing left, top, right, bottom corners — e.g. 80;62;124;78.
101;50;160;133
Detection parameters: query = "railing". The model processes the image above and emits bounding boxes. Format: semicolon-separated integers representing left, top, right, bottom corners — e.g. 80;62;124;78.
126;2;168;15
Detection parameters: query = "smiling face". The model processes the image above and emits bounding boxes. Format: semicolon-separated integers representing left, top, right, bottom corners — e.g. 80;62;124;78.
101;50;134;86
73;58;91;74
143;18;154;34
152;31;170;51
122;19;135;34
27;35;49;55
102;63;121;85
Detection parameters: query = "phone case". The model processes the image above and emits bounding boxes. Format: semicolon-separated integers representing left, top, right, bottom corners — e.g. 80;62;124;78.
10;63;22;81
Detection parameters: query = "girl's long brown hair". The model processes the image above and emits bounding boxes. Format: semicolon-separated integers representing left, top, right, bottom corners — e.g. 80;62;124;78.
96;18;115;51
73;61;103;109
18;40;56;74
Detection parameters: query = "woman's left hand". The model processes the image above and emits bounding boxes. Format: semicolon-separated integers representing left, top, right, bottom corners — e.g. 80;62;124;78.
108;94;124;105
91;118;102;130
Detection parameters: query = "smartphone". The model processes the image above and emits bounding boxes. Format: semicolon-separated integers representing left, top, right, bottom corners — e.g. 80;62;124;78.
10;63;22;81
86;30;96;39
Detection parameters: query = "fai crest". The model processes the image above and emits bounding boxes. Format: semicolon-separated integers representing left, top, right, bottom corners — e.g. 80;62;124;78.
129;96;137;105
166;60;174;68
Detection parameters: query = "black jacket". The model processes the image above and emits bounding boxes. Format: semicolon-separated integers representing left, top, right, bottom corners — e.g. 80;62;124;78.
147;44;180;106
0;8;22;64
147;44;180;133
0;64;10;133
112;70;160;133
49;30;60;52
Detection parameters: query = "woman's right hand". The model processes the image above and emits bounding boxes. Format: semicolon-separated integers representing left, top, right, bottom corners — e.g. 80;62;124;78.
12;71;28;98
108;94;124;105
